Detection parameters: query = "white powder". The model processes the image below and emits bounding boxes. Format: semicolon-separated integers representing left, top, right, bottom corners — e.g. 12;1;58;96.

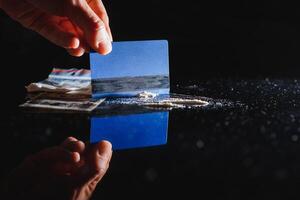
137;91;158;99
143;97;209;108
110;93;210;109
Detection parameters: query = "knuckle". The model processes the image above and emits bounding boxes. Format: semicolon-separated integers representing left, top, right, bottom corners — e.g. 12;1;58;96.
98;165;107;172
97;156;110;171
96;20;106;29
99;13;109;23
68;0;84;7
95;166;108;175
64;0;84;14
67;136;77;141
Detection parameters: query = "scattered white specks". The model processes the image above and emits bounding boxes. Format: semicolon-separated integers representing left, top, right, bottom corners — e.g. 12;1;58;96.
112;94;210;109
291;134;299;142
145;168;158;182
261;110;267;115
269;133;276;139
260;126;266;134
243;157;254;167
196;140;205;149
45;128;52;136
215;102;222;106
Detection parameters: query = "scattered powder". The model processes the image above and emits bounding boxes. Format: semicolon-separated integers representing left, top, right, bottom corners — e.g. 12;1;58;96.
143;98;209;108
107;92;210;109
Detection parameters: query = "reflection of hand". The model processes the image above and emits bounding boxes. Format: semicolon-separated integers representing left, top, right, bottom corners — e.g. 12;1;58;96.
1;137;112;200
0;0;112;56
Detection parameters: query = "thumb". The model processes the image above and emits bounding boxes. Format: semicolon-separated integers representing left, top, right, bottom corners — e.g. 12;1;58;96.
25;0;112;55
77;141;112;188
63;0;112;54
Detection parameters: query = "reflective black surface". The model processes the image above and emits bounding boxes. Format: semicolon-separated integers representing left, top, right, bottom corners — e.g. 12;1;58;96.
91;110;168;150
2;79;300;199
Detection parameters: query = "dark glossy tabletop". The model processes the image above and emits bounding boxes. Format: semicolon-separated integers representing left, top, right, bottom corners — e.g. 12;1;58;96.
2;78;300;199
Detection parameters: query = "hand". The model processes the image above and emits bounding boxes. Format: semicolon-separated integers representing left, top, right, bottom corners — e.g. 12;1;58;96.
1;137;113;200
0;0;113;56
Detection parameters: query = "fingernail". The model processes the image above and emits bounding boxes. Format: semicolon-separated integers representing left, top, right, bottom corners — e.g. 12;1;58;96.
70;37;80;49
97;28;112;55
97;141;112;169
97;141;112;157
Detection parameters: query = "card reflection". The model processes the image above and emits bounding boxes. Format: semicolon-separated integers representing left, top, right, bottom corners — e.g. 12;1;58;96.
90;111;168;150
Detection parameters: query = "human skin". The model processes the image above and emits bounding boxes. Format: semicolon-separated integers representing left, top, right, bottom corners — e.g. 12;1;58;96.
0;0;113;57
0;137;113;200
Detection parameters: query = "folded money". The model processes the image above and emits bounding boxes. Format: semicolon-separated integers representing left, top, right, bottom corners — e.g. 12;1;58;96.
26;68;92;97
20;98;104;112
21;68;102;112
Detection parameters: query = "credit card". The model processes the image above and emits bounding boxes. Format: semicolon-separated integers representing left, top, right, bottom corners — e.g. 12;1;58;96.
90;40;169;98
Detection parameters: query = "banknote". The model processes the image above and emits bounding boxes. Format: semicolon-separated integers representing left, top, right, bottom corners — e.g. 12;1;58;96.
19;98;104;112
27;92;90;101
26;68;91;96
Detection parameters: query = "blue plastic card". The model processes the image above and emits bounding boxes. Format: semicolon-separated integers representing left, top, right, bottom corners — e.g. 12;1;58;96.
90;40;169;98
90;111;169;150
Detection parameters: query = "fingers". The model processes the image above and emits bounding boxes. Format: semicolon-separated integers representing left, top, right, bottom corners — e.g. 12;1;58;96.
87;140;112;187
28;137;88;174
88;0;113;41
67;47;86;57
61;137;85;154
31;146;80;166
31;136;84;165
25;14;81;49
37;23;80;49
4;0;112;55
2;0;81;50
64;0;112;54
93;140;112;173
74;140;112;187
58;19;90;56
67;34;90;57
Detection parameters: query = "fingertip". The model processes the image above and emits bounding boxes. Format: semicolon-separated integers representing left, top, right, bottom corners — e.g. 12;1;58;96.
97;44;112;55
98;140;112;152
65;136;78;142
96;140;112;161
67;47;85;57
69;37;80;49
94;141;112;172
93;20;103;31
76;140;86;153
96;41;112;55
71;152;81;163
95;27;112;55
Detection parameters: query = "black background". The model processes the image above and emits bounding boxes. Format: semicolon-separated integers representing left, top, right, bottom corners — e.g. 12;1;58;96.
2;2;300;199
1;0;300;101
